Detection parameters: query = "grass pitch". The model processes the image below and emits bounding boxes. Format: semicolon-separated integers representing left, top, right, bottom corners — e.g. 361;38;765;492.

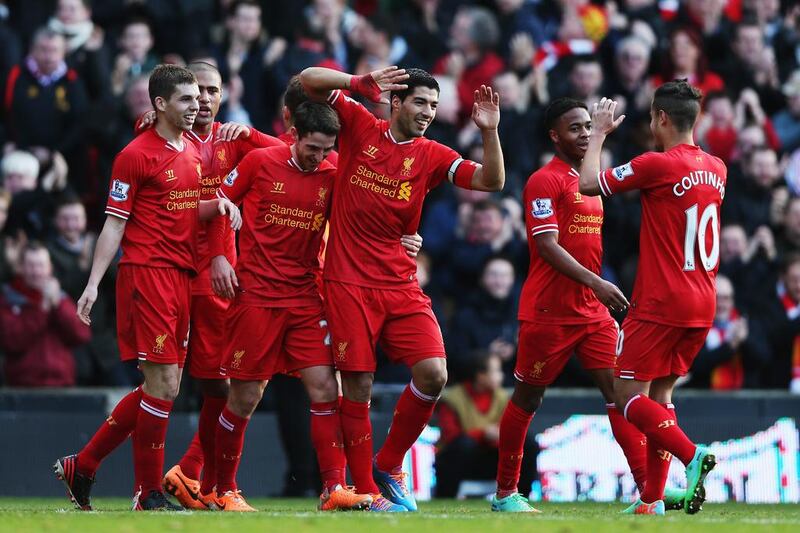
0;498;798;532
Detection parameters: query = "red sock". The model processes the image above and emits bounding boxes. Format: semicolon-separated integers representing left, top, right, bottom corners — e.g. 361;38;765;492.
606;402;647;493
178;433;204;481
77;387;142;477
198;395;227;495
496;400;534;498
133;393;173;494
624;395;696;465
310;401;347;491
640;403;677;503
340;398;379;494
214;406;249;495
375;382;437;473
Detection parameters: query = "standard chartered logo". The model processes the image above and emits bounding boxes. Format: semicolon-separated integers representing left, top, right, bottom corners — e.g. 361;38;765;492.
312;213;325;231
398;181;411;201
350;164;413;201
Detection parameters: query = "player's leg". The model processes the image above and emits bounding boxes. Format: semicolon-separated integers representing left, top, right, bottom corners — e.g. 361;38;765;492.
299;365;372;511
132;361;183;511
339;371;381;492
166;295;231;508
212;378;264;512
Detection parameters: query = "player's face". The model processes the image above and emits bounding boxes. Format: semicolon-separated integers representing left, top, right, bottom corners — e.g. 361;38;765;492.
551;107;591;161
55;203;87;244
158;83;200;132
195;70;223;126
392;87;438;138
21;249;53;289
293;130;336;171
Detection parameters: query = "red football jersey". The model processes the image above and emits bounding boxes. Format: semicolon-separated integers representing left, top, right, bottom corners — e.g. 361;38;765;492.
216;143;335;307
519;156;609;324
187;123;282;295
597;144;727;327
105;129;202;272
324;89;478;287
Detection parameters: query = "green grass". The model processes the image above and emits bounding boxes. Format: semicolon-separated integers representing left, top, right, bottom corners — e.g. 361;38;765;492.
0;498;798;532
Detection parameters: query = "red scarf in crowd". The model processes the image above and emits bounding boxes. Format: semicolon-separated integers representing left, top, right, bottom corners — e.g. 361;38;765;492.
780;291;800;382
707;308;743;390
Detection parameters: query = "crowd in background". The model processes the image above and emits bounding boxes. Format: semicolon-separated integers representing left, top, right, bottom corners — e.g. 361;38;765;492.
1;0;800;394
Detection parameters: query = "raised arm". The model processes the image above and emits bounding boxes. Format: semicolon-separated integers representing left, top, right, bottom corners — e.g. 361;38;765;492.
579;97;625;196
300;66;409;104
76;216;126;325
468;85;505;192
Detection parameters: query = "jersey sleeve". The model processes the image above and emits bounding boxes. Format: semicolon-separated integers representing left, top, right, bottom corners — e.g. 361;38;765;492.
596;152;661;197
105;149;144;220
216;151;258;205
427;142;480;190
327;89;380;137
524;173;562;237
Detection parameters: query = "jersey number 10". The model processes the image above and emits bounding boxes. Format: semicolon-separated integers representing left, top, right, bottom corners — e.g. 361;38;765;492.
683;203;720;271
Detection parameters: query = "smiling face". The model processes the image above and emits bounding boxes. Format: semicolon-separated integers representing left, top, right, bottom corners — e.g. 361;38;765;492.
292;130;337;171
550;107;592;163
391;86;438;139
156;83;200;132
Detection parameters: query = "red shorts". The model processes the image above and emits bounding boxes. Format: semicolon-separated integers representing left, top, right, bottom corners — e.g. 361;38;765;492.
515;318;618;386
187;294;231;379
116;265;191;367
615;318;709;382
323;281;445;372
220;301;332;381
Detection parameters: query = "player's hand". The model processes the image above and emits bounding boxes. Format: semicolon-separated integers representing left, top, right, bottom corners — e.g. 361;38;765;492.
218;199;242;230
352;66;409;104
401;233;423;257
137;110;156;131
76;284;98;325
591;97;625;136
216;122;251;142
472;85;500;131
211;255;238;299
591;278;629;313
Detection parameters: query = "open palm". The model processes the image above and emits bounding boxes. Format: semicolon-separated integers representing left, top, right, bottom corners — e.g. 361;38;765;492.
472;85;500;130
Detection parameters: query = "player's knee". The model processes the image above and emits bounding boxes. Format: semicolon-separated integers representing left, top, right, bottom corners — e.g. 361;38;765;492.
305;375;339;404
229;381;264;417
414;363;448;396
341;371;373;402
511;385;545;413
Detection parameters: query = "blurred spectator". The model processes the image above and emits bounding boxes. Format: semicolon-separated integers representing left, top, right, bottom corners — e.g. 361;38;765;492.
697;89;780;163
109;17;157;96
2;27;88;186
720;17;785;115
420;186;490;264
493;71;539;195
719;223;778;311
393;0;451;72
650;27;724;98
434;6;505;124
447;256;519;381
304;0;359;70
754;253;800;392
47;0;110;100
416;250;445;328
777;196;800;256
352;14;416;99
214;0;271;131
495;0;546;54
687;275;770;389
604;35;651;122
435;351;537;498
0;3;21;83
0;242;90;386
448;199;526;298
567;55;603;104
722;146;782;234
773;70;800;153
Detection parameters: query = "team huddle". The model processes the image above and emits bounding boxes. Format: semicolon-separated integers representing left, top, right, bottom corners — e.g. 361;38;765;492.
51;59;724;516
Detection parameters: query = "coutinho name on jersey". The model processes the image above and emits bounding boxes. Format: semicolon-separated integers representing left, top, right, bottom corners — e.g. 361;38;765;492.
671;170;726;199
350;164;412;201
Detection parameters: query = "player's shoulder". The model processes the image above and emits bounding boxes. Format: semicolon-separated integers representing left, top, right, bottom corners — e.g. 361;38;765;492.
242;143;290;164
525;158;567;192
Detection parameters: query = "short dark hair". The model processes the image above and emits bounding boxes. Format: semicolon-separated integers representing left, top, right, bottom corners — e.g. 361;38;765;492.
148;64;196;108
472;198;504;215
467;350;500;382
229;0;260;17
390;68;439;104
293;101;340;138
22;241;49;260
544;97;588;131
652;79;702;132
54;192;83;212
284;75;309;116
